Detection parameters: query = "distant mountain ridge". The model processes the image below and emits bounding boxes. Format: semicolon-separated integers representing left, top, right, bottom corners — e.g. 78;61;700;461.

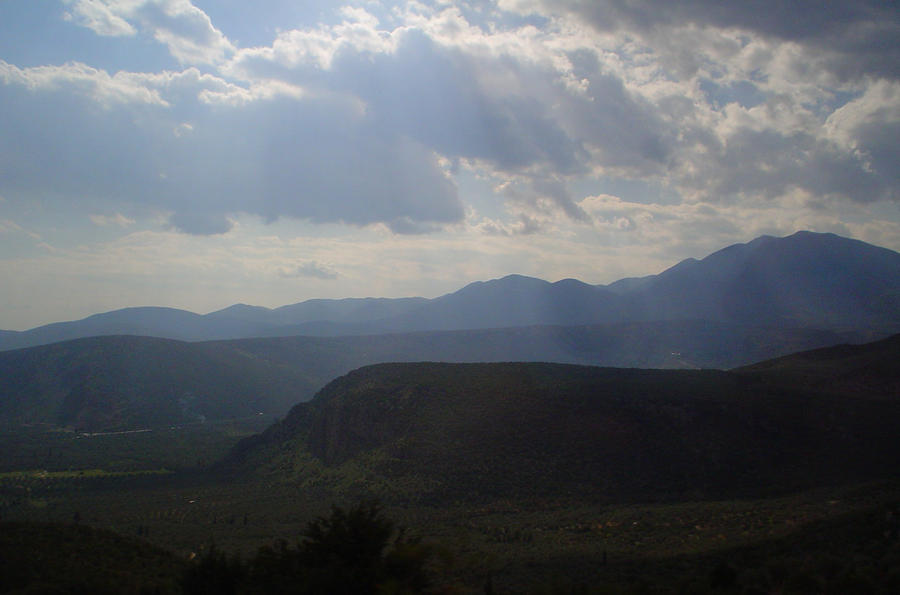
1;231;898;351
0;321;854;431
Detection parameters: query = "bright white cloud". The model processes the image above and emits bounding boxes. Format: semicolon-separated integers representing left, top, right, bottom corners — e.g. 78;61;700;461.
0;60;168;106
64;0;136;36
64;0;234;65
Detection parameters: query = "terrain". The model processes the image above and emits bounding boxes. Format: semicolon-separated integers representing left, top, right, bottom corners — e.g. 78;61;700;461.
2;231;898;351
225;334;900;504
0;320;859;431
0;335;316;431
0;230;899;592
1;336;899;592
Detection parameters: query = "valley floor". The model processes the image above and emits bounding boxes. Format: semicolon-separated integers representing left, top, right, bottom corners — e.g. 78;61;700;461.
3;465;899;593
2;410;899;593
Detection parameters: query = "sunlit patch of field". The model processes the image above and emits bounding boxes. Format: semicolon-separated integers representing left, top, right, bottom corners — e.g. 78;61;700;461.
0;468;172;479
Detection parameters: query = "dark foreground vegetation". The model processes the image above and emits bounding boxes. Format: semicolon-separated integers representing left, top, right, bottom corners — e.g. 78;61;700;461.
0;521;186;594
1;334;899;592
182;501;435;595
2;486;900;593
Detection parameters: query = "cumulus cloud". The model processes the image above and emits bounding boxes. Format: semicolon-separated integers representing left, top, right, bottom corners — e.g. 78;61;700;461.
2;0;899;241
0;60;168;106
502;0;900;80
225;4;677;225
64;0;136;36
472;213;545;236
64;0;234;65
0;61;463;236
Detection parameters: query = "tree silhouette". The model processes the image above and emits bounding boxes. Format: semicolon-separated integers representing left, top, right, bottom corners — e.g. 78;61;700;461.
184;501;434;594
296;501;397;593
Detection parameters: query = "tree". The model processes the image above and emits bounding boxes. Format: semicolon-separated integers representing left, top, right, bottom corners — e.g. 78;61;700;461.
294;501;430;594
182;545;246;595
184;501;435;594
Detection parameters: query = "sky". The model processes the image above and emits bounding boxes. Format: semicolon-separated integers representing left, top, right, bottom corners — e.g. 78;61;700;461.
0;0;898;330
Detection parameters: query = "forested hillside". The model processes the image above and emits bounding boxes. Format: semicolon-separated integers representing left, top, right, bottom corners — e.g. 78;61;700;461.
226;334;900;503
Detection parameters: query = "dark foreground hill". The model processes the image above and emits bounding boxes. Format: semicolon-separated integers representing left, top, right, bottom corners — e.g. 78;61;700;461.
2;231;898;351
736;332;900;398
0;522;185;594
225;334;900;503
0;321;856;431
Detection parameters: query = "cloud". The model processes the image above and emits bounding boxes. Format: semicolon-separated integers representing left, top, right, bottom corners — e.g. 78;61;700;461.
824;81;900;192
90;213;135;227
64;0;136;36
502;0;900;81
2;0;899;245
0;218;29;236
277;261;338;280
0;62;463;236
64;0;234;65
575;190;900;262
230;25;589;174
226;5;674;224
471;213;544;236
167;211;232;235
0;60;168;106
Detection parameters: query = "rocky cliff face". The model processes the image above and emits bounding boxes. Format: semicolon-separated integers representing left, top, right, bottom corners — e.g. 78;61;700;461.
227;340;900;502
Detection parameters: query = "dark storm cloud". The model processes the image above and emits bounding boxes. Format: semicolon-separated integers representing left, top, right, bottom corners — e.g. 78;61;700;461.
676;126;897;203
228;21;675;223
529;0;900;80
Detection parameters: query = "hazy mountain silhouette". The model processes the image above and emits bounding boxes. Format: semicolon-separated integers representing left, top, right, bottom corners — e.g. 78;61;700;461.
1;231;897;351
0;321;855;431
612;231;900;329
370;275;627;332
206;297;429;327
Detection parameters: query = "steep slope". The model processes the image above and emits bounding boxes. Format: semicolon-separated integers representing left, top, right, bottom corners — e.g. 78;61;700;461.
225;334;900;502
613;231;900;330
736;332;900;398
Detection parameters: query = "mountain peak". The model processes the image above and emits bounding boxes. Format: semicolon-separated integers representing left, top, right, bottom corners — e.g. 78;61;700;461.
1;231;898;351
453;274;549;294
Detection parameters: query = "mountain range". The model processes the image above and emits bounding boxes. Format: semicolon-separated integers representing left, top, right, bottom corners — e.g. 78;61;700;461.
1;231;898;351
0;321;855;431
